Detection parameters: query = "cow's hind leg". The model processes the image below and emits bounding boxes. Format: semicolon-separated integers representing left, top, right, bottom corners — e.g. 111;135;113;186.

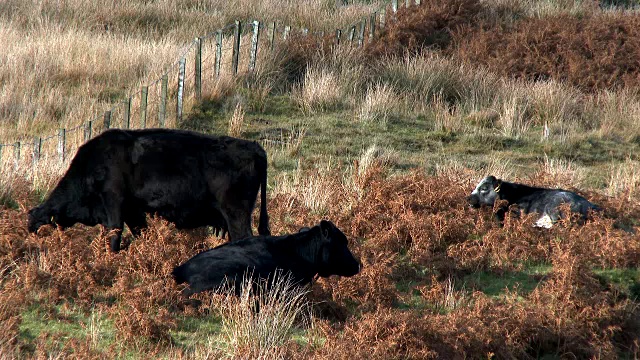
220;202;253;241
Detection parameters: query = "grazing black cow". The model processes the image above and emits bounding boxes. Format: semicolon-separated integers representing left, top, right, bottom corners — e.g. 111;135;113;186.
172;220;361;296
467;175;600;227
28;128;270;252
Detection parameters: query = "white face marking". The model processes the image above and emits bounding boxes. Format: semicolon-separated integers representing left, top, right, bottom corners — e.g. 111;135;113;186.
534;214;554;229
471;176;491;195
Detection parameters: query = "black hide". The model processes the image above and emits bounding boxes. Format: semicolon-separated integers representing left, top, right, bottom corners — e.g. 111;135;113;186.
172;220;361;295
28;128;270;251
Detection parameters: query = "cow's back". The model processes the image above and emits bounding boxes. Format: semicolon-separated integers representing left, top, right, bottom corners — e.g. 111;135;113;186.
125;129;266;228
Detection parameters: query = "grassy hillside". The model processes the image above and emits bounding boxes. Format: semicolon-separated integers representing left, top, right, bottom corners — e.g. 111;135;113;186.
2;0;640;358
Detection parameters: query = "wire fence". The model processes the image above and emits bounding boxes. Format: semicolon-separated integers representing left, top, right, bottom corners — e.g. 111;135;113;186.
0;0;418;175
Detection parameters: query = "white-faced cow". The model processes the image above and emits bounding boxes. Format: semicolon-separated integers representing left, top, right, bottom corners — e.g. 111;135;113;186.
467;175;600;228
172;220;361;296
28;128;270;252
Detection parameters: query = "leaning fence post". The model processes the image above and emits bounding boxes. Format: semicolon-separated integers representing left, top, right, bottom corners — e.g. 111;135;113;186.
123;97;131;129
369;13;376;41
215;30;223;79
357;19;366;47
58;128;66;162
392;0;398;12
177;58;186;123
103;110;111;131
13;142;20;169
33;137;41;169
249;20;260;73
348;25;356;43
232;20;241;76
195;37;202;101
159;74;168;127
268;21;276;51
283;25;291;40
84;121;92;142
335;29;342;46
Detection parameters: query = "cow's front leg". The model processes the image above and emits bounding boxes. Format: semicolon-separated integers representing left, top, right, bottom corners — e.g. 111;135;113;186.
101;193;124;252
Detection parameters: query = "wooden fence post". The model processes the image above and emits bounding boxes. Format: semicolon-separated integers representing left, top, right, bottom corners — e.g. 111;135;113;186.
177;58;186;123
369;13;376;41
33;137;41;169
357;19;366;47
103;110;111;131
140;86;148;129
195;37;202;101
416;0;421;4
335;29;342;45
58;128;66;162
215;30;223;79
268;21;276;51
380;9;386;30
283;25;291;40
348;25;356;43
159;74;168;127
392;0;398;12
405;0;410;7
13;142;20;169
123;97;131;129
84;121;92;142
249;20;260;73
0;145;2;168
232;20;241;76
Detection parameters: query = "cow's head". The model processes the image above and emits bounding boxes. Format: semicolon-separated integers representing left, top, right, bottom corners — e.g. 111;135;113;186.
27;205;53;233
315;220;361;278
467;175;502;208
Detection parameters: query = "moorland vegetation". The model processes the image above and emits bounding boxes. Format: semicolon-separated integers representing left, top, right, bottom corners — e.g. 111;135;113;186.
2;0;640;358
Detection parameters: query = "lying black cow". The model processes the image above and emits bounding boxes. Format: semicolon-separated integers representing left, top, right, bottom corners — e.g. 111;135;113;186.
467;175;600;227
28;128;270;252
172;220;361;295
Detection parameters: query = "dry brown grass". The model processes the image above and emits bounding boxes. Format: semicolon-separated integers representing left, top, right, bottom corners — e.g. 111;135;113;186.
4;0;640;357
0;0;383;144
454;12;640;93
1;166;639;357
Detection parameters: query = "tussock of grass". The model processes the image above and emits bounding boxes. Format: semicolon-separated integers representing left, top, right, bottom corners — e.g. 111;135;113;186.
294;66;344;114
355;83;396;125
213;270;313;359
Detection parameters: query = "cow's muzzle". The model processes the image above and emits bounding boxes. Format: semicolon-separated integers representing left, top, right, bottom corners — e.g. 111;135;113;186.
467;195;481;208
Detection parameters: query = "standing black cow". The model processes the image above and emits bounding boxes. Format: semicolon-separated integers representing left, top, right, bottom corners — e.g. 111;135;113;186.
172;220;361;296
28;128;270;252
467;175;600;227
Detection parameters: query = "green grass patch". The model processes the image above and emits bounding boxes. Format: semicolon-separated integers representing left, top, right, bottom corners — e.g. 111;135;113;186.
19;303;115;353
594;268;640;299
169;315;223;349
462;264;552;298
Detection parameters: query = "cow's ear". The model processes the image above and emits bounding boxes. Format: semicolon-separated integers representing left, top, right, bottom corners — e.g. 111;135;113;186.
319;220;333;239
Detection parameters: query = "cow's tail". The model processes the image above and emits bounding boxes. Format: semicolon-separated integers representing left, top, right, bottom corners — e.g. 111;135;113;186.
257;154;271;236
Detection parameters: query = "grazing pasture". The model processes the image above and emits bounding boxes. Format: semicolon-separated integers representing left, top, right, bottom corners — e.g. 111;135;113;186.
2;0;640;358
